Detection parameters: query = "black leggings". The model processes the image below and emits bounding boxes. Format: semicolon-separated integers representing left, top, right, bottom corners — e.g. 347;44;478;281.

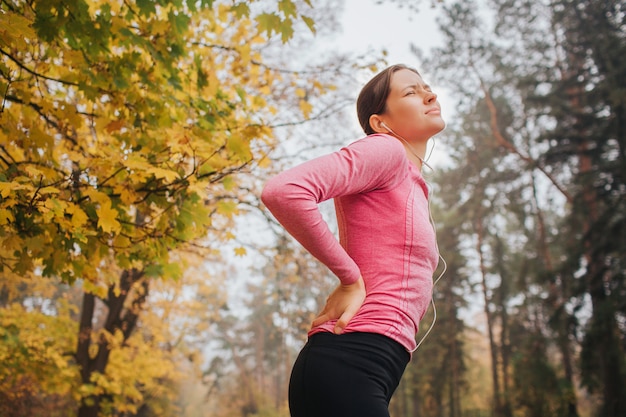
288;332;409;417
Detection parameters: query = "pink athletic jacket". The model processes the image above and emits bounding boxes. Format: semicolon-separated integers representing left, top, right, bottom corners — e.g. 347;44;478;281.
261;133;439;351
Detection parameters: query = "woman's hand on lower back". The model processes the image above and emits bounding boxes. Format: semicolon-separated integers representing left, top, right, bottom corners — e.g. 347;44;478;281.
311;276;366;334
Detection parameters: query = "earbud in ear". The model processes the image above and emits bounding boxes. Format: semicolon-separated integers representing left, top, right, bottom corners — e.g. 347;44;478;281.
381;122;394;135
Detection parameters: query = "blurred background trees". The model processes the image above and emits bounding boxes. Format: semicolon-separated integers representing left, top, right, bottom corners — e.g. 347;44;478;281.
0;0;624;416
423;1;625;416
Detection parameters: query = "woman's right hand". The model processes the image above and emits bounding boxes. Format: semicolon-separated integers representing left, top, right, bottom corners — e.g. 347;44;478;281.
311;276;366;334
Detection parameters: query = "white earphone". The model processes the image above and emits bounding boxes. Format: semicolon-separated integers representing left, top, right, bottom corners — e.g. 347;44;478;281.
378;122;433;171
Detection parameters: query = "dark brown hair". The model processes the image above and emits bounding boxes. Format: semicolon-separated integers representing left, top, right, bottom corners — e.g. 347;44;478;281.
356;64;420;135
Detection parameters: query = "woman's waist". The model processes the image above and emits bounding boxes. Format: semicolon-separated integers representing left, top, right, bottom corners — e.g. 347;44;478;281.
347;245;439;273
309;293;432;351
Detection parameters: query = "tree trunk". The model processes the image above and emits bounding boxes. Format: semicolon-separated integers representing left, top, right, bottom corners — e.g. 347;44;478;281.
76;292;98;417
449;331;459;417
447;290;459;417
493;235;513;417
76;268;146;417
475;218;502;417
411;370;420;417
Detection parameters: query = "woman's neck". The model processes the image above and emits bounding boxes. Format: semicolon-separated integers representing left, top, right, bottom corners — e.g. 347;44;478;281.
398;139;430;171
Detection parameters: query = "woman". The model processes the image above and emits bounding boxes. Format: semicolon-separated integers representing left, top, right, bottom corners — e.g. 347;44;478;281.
261;64;445;417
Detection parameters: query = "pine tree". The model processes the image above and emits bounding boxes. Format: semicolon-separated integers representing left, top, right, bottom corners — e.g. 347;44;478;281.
540;1;626;415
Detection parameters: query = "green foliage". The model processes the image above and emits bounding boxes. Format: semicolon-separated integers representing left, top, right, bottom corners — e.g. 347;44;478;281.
512;332;571;417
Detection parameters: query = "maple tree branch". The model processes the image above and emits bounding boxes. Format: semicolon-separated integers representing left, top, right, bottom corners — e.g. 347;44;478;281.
0;256;19;274
266;98;351;128
122;0;140;19
13;160;67;179
0;144;17;166
0;47;79;87
4;94;79;147
195;160;252;183
97;166;127;189
0;0;15;11
192;41;340;76
0;74;10;113
28;177;45;211
0;153;11;169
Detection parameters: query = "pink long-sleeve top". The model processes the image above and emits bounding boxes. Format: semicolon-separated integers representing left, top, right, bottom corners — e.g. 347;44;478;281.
261;133;439;352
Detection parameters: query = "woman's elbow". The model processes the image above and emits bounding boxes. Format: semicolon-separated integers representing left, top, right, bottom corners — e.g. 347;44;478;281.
261;179;281;210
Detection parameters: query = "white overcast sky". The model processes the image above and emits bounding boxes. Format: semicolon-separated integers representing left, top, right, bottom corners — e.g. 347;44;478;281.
338;0;445;80
339;0;444;59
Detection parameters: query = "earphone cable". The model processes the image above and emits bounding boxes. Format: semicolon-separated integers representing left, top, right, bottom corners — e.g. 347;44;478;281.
409;160;447;353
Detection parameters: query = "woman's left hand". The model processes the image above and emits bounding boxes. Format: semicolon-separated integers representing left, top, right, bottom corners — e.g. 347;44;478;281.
311;276;366;334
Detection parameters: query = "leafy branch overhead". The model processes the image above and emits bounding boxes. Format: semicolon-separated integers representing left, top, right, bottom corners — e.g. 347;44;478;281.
0;0;323;285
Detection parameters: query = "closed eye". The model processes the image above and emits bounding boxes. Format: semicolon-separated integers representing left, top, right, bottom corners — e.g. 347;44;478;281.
401;83;434;96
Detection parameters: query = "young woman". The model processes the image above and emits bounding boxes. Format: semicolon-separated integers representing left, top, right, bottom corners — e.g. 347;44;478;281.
261;64;445;417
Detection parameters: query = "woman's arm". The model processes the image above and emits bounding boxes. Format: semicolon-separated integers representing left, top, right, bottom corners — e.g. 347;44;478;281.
261;134;407;285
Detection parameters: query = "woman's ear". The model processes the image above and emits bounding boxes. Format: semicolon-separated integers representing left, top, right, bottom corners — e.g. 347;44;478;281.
369;114;389;134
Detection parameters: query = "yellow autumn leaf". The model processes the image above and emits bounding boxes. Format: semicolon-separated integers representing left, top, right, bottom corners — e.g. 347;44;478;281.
147;167;180;182
84;188;110;205
113;234;131;249
233;246;247;257
62;50;85;67
1;234;23;252
205;68;220;97
225;135;251;159
66;204;89;228
0;208;14;225
257;155;271;168
187;181;210;201
150;19;170;36
96;200;121;234
82;279;108;299
39;186;61;195
0;182;17;198
238;44;251;64
299;99;314;119
122;156;153;171
28;125;54;149
216;200;239;219
0;12;35;38
113;185;137;206
42;198;68;223
252;95;267;109
0;13;35;50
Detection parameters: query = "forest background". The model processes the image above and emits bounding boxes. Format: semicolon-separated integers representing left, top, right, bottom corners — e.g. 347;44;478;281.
0;0;624;416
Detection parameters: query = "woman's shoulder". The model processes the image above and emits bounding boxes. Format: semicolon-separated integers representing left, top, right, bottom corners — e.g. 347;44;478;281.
339;134;409;190
344;133;407;165
347;133;405;155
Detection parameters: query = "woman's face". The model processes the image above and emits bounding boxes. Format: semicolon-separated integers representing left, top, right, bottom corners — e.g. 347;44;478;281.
379;69;445;142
